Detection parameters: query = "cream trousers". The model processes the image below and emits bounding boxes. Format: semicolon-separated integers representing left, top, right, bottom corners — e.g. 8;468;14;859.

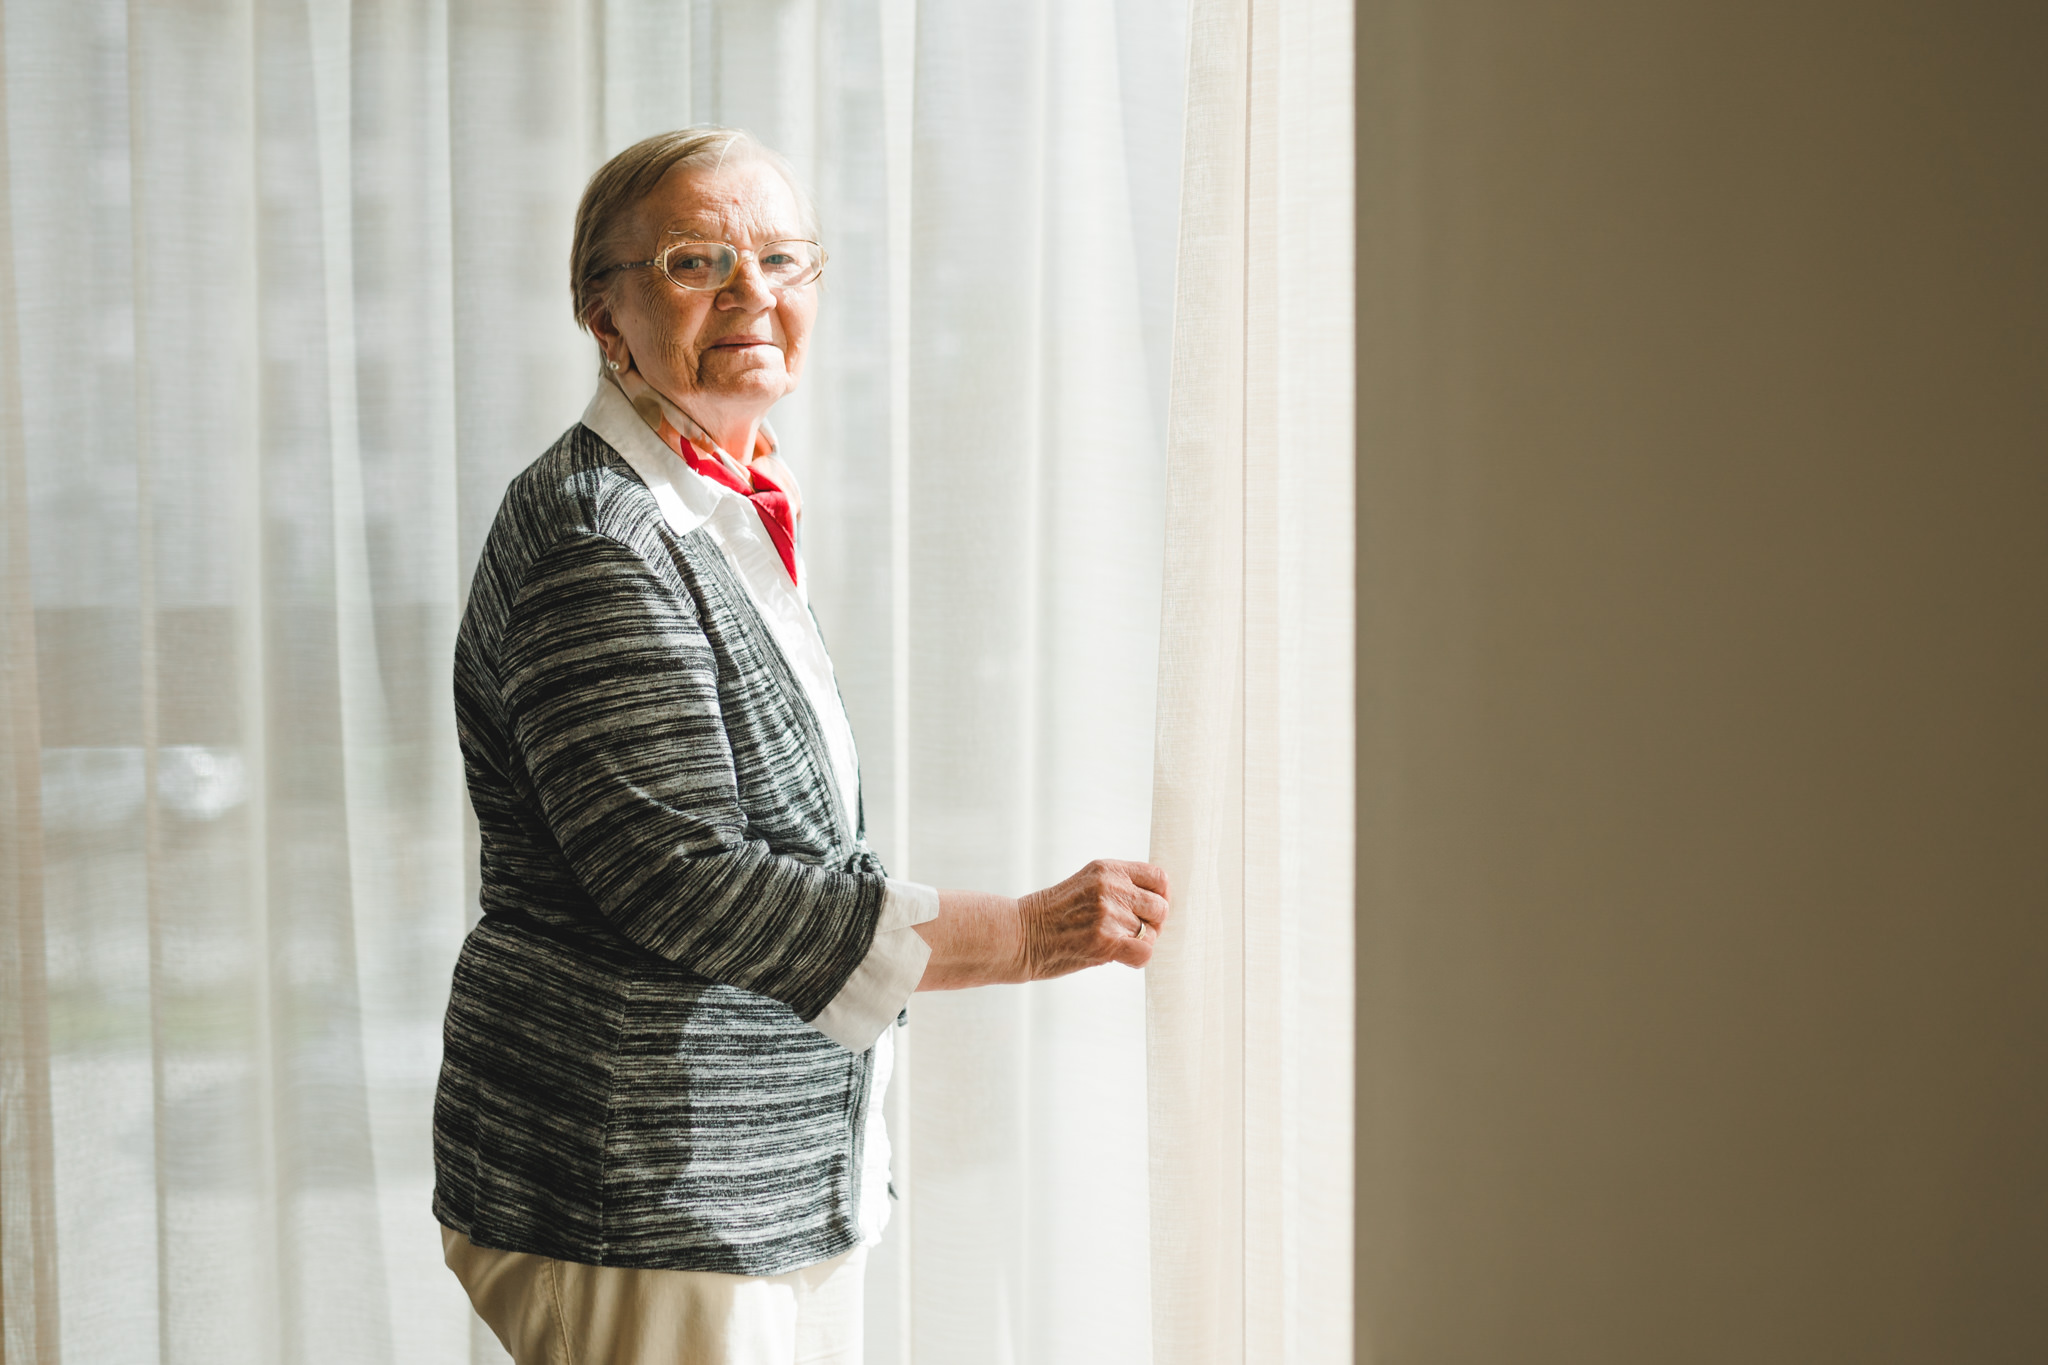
443;1226;866;1365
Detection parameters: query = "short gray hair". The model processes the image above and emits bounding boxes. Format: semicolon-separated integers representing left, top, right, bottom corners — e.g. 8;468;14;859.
569;126;821;329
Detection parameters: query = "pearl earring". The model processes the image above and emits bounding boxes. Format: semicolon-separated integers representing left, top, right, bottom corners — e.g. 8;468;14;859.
608;359;621;372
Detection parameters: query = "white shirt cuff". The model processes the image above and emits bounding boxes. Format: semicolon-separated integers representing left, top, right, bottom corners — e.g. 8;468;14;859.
808;879;940;1052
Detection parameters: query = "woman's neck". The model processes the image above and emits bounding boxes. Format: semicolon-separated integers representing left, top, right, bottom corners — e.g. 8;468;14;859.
711;419;761;464
681;400;765;465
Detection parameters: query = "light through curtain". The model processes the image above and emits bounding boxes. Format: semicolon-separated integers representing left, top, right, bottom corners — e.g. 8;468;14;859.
0;2;1183;1362
1145;0;1353;1360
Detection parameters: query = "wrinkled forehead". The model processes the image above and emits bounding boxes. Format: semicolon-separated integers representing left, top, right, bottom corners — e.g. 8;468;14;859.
641;157;808;244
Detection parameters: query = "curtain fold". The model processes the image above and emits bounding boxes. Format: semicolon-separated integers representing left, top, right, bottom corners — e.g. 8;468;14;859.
0;11;60;1349
1146;0;1353;1360
1;2;1183;1361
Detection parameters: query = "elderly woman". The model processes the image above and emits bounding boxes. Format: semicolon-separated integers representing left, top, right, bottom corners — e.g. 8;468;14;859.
432;128;1169;1364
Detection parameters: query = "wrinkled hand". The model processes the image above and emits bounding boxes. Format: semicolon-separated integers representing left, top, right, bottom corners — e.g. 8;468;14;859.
1017;859;1172;981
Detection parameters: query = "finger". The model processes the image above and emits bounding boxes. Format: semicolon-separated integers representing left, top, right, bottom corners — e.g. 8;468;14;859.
1088;858;1152;885
1107;892;1168;942
1129;888;1170;926
1119;907;1165;951
1118;861;1171;897
1114;929;1156;969
1105;896;1155;941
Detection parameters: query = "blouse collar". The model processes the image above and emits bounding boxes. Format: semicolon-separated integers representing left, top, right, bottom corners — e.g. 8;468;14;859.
580;374;723;537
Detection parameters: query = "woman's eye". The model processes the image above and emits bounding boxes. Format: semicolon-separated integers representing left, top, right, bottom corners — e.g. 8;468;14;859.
761;252;796;267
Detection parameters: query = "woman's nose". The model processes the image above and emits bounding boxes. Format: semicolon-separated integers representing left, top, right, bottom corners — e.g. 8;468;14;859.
717;257;776;310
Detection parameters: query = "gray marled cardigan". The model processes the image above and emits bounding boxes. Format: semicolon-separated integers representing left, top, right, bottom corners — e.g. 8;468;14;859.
433;421;889;1275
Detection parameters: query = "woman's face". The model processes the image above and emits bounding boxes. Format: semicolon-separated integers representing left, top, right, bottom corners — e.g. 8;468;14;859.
591;157;816;435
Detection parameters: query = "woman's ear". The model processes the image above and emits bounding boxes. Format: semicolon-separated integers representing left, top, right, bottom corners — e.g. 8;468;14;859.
585;300;630;370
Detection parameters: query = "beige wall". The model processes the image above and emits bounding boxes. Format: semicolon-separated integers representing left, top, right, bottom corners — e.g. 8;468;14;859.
1351;3;2047;1361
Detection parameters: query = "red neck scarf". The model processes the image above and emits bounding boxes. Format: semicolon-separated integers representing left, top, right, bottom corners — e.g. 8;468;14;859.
611;367;801;585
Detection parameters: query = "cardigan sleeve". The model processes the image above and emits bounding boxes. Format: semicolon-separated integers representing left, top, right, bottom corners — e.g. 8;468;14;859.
810;879;940;1050
497;529;886;1022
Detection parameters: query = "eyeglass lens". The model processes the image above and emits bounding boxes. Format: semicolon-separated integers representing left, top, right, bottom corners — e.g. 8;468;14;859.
662;240;823;291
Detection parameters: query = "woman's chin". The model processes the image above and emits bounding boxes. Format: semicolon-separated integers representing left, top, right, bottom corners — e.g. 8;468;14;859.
698;348;790;399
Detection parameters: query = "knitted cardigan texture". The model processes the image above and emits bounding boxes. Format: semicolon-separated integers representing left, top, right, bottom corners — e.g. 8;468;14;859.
432;422;889;1275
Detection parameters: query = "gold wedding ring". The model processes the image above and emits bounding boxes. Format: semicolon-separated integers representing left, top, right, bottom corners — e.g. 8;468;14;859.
1131;920;1147;939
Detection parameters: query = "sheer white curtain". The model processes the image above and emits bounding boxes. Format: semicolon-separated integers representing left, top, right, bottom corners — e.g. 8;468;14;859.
1145;0;1353;1360
0;2;1181;1362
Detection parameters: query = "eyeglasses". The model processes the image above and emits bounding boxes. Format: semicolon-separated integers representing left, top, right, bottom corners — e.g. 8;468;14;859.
590;236;827;293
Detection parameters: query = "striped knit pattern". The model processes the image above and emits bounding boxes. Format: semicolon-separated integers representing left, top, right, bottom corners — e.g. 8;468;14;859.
433;422;889;1275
